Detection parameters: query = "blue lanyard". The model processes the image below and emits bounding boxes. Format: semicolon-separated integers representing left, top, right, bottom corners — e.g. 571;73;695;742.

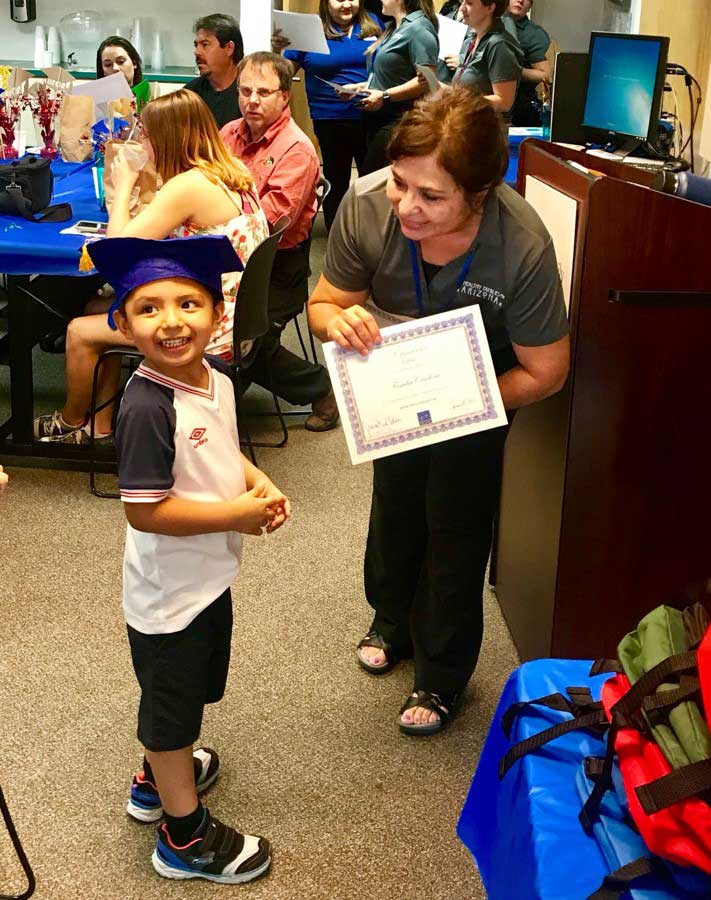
408;240;475;316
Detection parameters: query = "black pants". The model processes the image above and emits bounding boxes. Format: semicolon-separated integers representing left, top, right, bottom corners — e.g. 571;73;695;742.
361;105;409;176
313;119;367;232
241;245;331;405
364;425;509;697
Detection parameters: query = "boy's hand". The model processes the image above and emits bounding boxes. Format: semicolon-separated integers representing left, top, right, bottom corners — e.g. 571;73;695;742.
0;465;8;492
251;475;291;534
231;488;276;536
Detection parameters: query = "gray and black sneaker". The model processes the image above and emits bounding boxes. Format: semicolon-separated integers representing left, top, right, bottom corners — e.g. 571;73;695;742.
34;410;85;440
152;808;271;884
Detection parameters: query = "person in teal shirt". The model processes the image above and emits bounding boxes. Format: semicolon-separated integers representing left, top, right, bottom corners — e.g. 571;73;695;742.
358;0;439;174
96;37;150;112
505;0;551;125
437;0;522;120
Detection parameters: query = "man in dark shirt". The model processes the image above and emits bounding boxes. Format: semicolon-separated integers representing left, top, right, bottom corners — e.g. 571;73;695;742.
185;13;243;129
505;0;552;126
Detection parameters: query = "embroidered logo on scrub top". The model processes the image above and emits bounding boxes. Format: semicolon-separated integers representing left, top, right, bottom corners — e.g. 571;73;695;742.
189;427;208;449
460;281;505;309
262;156;275;168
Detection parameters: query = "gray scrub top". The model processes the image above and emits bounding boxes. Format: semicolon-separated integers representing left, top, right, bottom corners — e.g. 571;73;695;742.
454;19;523;94
505;14;551;105
368;10;439;91
323;169;568;374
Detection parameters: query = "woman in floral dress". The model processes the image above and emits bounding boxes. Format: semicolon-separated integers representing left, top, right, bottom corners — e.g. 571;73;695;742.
35;89;268;443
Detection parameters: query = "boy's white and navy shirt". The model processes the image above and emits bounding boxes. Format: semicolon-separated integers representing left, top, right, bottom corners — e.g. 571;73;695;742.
115;356;246;635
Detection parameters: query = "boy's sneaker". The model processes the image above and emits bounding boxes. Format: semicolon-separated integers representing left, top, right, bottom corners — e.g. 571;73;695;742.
152;808;271;884
127;747;220;823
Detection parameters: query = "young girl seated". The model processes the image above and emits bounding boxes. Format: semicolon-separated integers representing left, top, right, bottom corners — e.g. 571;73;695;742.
35;89;268;444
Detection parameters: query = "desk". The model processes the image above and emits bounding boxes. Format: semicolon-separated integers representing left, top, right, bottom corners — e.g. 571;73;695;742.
0;158;109;469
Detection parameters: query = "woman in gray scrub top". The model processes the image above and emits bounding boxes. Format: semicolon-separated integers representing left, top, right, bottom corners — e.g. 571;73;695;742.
308;87;569;735
357;0;439;175
437;0;522;117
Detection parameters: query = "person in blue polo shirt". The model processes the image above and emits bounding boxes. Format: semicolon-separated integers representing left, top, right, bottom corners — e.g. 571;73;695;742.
87;233;290;885
273;1;382;231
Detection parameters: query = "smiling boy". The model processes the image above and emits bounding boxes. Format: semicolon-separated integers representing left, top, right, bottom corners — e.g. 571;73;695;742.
88;234;289;884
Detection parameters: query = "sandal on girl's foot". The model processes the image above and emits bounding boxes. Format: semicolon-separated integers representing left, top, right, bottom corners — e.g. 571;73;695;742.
356;629;400;675
398;690;457;736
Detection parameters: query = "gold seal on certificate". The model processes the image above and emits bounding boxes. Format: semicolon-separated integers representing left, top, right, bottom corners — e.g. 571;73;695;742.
323;306;508;465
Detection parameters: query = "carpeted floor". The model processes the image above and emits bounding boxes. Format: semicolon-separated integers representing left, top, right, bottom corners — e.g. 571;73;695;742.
0;220;520;900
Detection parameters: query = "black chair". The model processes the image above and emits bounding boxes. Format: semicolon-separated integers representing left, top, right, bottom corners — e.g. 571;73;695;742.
0;785;35;899
87;216;290;498
231;215;291;452
289;174;331;364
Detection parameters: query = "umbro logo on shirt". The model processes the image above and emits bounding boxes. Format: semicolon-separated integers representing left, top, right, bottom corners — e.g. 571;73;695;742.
189;427;209;449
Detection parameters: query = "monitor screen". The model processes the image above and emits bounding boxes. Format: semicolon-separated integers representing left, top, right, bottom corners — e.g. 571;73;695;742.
582;33;668;141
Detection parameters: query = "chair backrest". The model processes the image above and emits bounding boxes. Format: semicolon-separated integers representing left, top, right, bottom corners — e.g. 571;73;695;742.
232;215;290;355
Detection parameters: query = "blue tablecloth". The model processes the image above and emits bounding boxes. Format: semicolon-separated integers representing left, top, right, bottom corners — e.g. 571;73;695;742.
0;158;107;276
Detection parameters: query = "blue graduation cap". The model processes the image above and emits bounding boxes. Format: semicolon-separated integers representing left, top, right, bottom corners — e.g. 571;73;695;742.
87;234;244;330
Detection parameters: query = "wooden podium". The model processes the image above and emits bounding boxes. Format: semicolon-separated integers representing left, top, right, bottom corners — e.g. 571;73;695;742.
494;140;711;660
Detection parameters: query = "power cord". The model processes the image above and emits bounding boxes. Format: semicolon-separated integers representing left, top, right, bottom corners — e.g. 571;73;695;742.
667;63;703;172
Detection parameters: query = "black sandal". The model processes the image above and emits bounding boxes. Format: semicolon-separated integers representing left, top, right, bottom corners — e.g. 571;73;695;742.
356;629;400;675
398;690;457;736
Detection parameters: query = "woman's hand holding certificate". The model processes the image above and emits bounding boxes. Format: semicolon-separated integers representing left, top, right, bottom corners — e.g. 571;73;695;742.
323;307;507;464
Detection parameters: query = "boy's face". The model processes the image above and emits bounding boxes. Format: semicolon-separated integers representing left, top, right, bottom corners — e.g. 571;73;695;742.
115;277;223;380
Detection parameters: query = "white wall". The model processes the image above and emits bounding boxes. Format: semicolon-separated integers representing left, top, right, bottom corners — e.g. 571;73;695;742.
0;0;245;70
532;0;637;52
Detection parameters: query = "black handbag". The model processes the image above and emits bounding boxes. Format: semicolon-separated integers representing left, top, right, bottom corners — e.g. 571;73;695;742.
0;156;72;222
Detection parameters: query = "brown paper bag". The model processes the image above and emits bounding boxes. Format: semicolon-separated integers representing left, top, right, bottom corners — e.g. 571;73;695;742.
103;139;161;216
59;94;94;162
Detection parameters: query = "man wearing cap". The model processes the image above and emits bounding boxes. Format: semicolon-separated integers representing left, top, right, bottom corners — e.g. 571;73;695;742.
220;51;338;432
504;0;552;126
185;13;243;129
87;233;289;885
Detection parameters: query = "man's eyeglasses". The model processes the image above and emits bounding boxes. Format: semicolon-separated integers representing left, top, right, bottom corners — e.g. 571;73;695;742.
237;86;282;100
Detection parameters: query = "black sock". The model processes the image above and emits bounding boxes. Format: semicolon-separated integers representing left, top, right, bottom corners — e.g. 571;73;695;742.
164;803;205;846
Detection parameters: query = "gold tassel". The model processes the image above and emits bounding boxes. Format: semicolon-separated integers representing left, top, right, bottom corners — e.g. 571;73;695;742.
78;242;95;272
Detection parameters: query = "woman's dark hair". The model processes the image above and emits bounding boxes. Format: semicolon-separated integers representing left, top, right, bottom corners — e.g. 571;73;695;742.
489;0;509;17
319;0;382;41
237;51;294;93
387;86;508;207
193;14;244;63
96;36;143;84
366;0;438;56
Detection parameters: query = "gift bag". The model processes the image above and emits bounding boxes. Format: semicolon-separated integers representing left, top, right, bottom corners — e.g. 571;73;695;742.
59;93;94;162
102;139;160;215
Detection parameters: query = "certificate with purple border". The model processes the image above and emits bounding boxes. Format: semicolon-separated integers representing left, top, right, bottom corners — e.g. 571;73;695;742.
323;306;508;465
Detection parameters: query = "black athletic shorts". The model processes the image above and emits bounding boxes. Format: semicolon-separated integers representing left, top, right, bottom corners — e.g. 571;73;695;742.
127;588;232;752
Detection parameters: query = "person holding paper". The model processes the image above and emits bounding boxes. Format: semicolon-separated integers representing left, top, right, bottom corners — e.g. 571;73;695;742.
96;36;150;112
437;0;522;116
358;0;439;175
504;0;551;126
272;1;382;231
308;87;569;735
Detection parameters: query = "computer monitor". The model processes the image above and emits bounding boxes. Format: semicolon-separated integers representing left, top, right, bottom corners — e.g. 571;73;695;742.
582;32;669;147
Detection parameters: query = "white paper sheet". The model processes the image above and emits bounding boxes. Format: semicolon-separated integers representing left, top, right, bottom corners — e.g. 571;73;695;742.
272;11;330;55
72;71;133;105
436;15;468;60
524;176;578;312
324;306;507;465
